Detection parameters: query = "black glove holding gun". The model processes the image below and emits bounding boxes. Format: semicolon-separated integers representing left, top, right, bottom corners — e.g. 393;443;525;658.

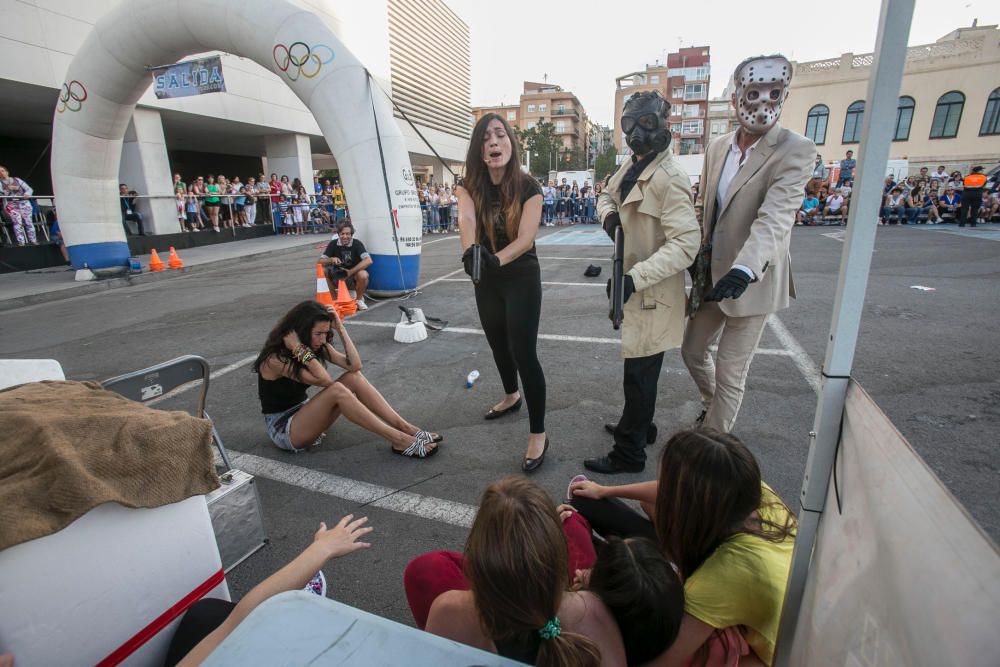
462;244;500;285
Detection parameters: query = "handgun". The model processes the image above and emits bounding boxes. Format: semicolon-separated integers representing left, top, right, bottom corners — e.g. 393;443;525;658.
610;226;625;330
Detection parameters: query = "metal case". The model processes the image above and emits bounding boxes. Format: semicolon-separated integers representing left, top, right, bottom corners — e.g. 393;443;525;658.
206;469;267;572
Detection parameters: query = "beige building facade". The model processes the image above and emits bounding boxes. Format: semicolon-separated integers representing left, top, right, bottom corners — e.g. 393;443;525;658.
783;24;1000;174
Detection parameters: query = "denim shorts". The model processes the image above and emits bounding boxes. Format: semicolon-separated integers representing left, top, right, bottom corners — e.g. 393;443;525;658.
263;400;324;452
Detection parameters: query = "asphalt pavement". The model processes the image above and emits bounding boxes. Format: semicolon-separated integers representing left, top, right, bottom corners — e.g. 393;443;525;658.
1;222;997;625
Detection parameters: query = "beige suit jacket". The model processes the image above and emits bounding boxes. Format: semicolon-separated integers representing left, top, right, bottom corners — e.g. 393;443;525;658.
598;150;701;358
694;124;816;318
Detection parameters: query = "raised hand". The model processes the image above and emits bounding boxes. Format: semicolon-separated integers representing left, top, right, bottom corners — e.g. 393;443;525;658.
312;514;373;560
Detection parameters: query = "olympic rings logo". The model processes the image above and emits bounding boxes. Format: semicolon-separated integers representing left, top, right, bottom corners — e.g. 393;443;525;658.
57;80;87;113
273;42;335;81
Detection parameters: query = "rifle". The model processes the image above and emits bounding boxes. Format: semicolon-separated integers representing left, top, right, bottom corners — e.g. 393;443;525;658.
471;243;483;285
609;225;625;330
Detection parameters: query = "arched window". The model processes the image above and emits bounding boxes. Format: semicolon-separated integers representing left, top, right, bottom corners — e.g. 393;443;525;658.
805;104;829;144
980;88;1000;136
842;101;864;144
930;91;964;139
893;96;915;141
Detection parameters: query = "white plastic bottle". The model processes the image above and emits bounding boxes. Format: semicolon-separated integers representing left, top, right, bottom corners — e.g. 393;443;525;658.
466;370;480;388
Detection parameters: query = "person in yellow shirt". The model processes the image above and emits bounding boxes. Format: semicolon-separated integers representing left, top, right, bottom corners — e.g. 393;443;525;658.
568;428;796;666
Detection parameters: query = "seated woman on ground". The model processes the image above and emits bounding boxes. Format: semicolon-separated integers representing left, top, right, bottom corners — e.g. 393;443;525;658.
568;429;795;666
169;514;373;666
404;476;626;666
253;300;440;458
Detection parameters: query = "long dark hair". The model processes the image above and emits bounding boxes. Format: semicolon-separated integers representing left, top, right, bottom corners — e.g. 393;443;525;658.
462;113;531;250
653;429;796;581
464;477;600;667
587;536;683;666
252;300;333;379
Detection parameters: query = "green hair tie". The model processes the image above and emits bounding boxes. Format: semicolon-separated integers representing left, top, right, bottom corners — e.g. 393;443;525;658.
538;617;561;640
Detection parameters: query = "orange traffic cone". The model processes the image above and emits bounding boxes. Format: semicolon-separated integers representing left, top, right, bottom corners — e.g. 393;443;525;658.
167;247;184;270
334;279;357;317
149;248;165;272
315;264;335;308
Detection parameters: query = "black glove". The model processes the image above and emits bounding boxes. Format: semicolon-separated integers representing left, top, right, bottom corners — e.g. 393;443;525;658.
605;274;636;304
706;268;751;302
602;212;621;240
462;246;475;277
480;247;501;272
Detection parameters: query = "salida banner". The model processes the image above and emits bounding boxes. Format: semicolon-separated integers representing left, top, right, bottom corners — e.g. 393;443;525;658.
151;56;226;99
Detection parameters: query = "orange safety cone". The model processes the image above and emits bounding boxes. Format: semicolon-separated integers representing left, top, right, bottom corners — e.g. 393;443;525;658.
334;279;357;317
167;247;184;270
315;264;335;308
149;248;165;272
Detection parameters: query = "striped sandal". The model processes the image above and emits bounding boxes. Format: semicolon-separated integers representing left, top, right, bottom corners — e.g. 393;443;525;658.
415;429;443;444
393;435;438;459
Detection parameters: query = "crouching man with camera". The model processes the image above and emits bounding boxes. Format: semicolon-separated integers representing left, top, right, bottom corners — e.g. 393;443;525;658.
320;223;373;310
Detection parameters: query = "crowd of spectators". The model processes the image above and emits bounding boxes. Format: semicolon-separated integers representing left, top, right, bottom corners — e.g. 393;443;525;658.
879;165;999;226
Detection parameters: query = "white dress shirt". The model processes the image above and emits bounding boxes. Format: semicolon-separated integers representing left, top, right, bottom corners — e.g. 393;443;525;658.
716;134;761;280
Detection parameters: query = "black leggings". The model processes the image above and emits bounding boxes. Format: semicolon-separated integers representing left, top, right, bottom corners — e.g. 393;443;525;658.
164;597;235;666
570;494;658;542
474;256;546;433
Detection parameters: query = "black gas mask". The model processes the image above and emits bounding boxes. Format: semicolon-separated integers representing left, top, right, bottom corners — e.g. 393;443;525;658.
621;91;671;156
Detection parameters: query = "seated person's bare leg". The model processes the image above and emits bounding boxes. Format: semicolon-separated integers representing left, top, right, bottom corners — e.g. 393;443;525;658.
354;270;369;301
335;370;434;438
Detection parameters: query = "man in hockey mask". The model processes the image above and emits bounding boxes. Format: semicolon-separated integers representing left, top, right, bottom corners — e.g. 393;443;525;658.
586;91;700;473
683;55;815;433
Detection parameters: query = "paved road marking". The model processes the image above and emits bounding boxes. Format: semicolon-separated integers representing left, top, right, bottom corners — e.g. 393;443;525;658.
822;231;846;242
767;314;821;393
224;451;476;528
346;319;793;354
421;235;460;246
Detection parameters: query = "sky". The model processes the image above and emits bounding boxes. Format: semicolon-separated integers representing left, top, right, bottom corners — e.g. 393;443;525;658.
445;0;1000;127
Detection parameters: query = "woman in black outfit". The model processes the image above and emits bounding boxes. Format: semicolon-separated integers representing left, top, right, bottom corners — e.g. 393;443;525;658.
457;113;548;471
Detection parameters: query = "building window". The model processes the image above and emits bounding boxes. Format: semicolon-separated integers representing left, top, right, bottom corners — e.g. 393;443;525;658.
805;104;829;144
650;75;659;84
527;104;536;113
681;120;703;135
684;83;706;100
539;104;546;112
672;87;684;99
930;91;964;139
893;96;915;141
526;121;535;130
506;111;516;121
842;100;864;144
979;88;1000;136
556;121;566;133
670;123;682;133
682;104;701;118
557;104;566;113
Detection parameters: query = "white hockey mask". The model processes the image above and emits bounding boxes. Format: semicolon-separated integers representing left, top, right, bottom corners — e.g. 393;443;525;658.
733;57;791;135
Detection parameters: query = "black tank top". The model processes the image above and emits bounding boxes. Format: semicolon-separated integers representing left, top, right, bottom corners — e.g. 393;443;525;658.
258;373;308;414
493;633;540;664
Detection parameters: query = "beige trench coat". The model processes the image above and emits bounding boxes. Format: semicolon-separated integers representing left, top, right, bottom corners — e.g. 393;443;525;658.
598;150;700;358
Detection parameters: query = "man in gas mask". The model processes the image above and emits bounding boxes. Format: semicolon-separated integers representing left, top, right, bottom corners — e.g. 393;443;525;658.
585;90;700;474
683;55;815;433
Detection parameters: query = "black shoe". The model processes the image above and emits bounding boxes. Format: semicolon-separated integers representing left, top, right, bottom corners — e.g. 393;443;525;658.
603;422;657;445
583;454;644;474
485;398;522;420
522;437;549;473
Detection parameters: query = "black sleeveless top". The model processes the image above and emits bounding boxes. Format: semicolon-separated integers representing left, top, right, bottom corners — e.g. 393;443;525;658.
258;373;309;414
494;633;541;664
479;178;543;258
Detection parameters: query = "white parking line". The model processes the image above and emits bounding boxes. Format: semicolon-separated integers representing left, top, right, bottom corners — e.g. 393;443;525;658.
224;451;476;528
767;314;821;393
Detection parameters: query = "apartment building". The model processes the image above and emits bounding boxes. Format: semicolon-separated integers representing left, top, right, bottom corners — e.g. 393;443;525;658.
613;46;711;156
471;80;591;156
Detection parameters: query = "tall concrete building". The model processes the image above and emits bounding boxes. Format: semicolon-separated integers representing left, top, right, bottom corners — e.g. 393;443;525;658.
0;0;470;206
782;24;1000;173
614;47;711;156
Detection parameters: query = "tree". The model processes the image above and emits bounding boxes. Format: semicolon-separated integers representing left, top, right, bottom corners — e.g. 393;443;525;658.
594;146;619;182
562;145;587;171
519;120;560;177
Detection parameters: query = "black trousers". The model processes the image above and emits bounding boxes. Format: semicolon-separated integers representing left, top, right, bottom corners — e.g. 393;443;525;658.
959;189;982;226
122;212;144;235
474;256;546;433
164;597;235;666
570;494;658;542
610;352;664;465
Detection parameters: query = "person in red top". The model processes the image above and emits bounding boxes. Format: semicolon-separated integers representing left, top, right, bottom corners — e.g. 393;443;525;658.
268;173;282;229
961;166;987;227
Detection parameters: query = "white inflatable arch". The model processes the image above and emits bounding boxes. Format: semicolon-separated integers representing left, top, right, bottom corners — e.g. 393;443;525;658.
51;0;421;293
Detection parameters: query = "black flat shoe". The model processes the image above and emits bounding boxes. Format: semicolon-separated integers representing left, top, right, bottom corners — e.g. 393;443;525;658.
583;454;644;474
521;437;549;473
484;397;522;420
603;422;657;445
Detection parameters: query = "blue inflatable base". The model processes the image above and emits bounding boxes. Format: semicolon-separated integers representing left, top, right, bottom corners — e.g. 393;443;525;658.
368;254;420;294
68;241;130;271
